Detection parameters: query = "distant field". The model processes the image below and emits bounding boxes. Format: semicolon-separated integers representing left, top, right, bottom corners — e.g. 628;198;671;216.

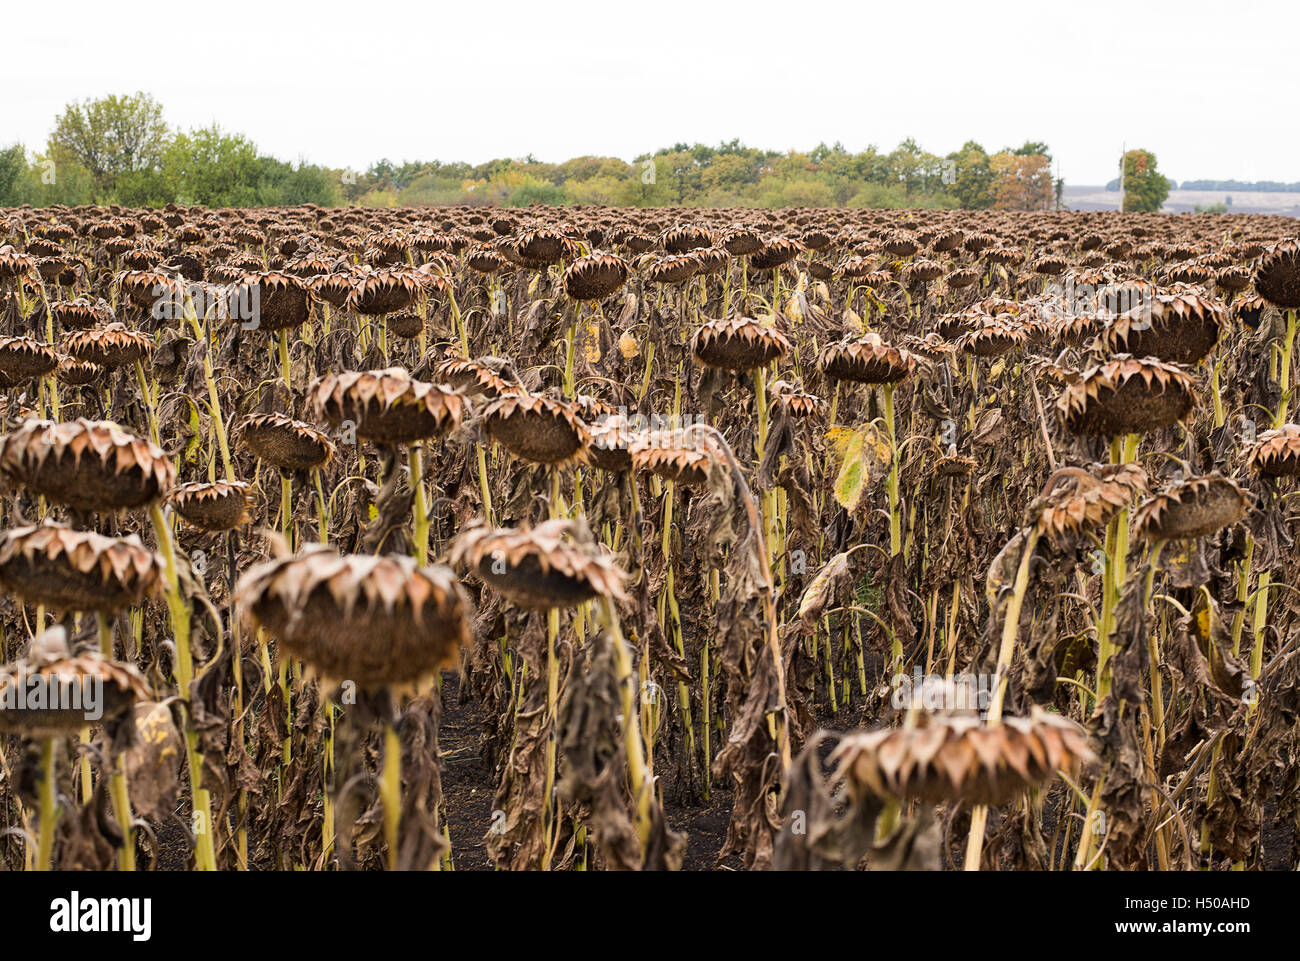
1065;184;1300;216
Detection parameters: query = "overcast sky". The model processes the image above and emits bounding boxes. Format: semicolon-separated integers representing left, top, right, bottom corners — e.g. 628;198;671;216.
4;0;1294;185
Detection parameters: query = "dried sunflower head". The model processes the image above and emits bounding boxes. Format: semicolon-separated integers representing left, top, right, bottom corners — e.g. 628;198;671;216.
0;337;59;381
799;227;832;251
0;418;175;512
1254;239;1300;309
483;392;590;466
235;545;471;689
818;332;916;385
659;223;714;255
239;412;335;471
1215;265;1252;294
644;254;699;286
116;268;182;310
932;229;965;253
1233;289;1269;330
432;354;522;401
242;270;312;331
1032;463;1148;544
563;252;629;301
0;627;151;736
586;413;636;472
450;518;627;610
904;260;945;284
0;523;163;613
837;255;876;280
386;311;424;340
629;429;714;486
466;245;509;274
55;358;105;388
946;267;981;289
349;268;423;316
880;232;918;257
692;316;790;372
1245;424;1300;477
1101;287;1228;365
169;479;253;531
1053;311;1108;347
63;323;151;369
1056;355;1196;437
1133;474;1247;542
0;245;36;282
984;245;1023;266
310;271;356;308
830;708;1094;807
749;235;803;271
49;297;113;330
511;228;574;268
957;316;1031;357
935;453;977;477
309;367;464;446
770;379;825;419
719;226;762;257
1032;255;1070;276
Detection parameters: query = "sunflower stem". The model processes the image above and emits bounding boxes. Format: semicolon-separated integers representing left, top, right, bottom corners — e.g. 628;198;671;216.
381;722;402;870
149;501;217;872
36;737;57;871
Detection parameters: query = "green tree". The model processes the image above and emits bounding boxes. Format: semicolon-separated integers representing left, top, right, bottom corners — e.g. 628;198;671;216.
47;92;169;194
505;177;567;207
253;156;342;206
1121;148;1170;212
946;140;994;209
0;144;26;204
161;125;261;206
1012;140;1052;163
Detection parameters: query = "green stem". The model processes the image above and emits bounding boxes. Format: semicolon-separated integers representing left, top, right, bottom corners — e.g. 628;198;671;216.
109;761;136;871
1275;309;1297;428
381;723;401;870
36;738;57;871
149;502;217;871
965;526;1040;871
599;596;652;858
410;444;429;565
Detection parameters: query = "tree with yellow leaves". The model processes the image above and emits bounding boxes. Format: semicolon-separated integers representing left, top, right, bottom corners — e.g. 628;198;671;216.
989;152;1054;210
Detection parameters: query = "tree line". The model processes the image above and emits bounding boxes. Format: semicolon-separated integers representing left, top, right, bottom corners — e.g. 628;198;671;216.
1;92;1180;211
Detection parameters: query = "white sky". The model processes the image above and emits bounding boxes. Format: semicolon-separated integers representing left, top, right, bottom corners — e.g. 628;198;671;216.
3;0;1295;185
